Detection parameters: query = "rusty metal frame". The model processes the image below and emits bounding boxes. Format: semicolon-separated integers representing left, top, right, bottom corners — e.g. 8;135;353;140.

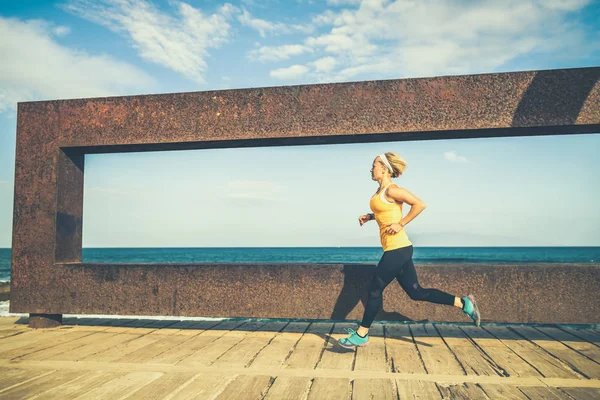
10;67;600;327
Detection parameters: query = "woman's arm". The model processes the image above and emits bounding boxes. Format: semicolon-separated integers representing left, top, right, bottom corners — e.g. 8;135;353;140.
358;213;375;226
385;185;426;233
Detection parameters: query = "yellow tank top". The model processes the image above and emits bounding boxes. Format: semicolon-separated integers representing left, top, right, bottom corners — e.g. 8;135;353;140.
370;184;413;251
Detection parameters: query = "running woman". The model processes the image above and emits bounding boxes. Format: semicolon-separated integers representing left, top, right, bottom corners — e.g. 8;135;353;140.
339;152;481;349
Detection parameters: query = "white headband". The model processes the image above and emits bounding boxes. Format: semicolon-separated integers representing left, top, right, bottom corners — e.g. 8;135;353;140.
378;153;393;173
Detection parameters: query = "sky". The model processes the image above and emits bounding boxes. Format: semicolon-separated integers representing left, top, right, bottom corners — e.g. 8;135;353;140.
0;0;599;248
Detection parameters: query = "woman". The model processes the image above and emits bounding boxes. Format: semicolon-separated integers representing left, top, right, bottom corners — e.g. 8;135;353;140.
339;152;481;349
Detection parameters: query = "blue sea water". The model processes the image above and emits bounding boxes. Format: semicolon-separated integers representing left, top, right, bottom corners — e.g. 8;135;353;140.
0;247;598;282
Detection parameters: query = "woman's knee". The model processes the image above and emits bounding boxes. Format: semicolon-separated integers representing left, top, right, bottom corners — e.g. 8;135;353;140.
368;286;384;300
405;283;428;301
368;275;387;294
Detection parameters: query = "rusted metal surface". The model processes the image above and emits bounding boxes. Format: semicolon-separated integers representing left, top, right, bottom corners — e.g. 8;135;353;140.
10;67;600;324
13;263;600;325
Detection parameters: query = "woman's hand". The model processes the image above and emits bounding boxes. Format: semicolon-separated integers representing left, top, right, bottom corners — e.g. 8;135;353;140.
385;223;404;234
358;214;372;226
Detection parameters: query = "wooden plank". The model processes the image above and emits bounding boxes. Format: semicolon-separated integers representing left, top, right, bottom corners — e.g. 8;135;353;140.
101;320;146;333
79;332;152;362
563;329;600;345
437;383;489;400
0;330;81;354
249;322;309;369
511;326;600;379
152;320;205;333
74;371;163;399
148;321;228;365
396;380;442;399
484;326;580;379
577;329;600;346
436;324;503;376
263;377;312;400
0;369;83;399
101;319;157;334
210;321;287;369
132;319;180;330
11;331;113;361
19;331;121;361
559;387;600;400
214;375;273;400
307;377;349;400
102;318;138;327
177;321;265;366
0;330;96;360
119;372;200;400
352;378;396;400
0;367;31;389
24;371;126;400
409;324;465;375
167;374;235;400
284;322;333;370
89;318;120;327
0;368;54;393
316;322;356;370
461;325;542;378
0;327;28;339
538;327;600;364
384;324;426;374
518;386;568;399
354;324;388;372
0;317;22;327
186;320;230;330
48;331;138;362
63;317;102;326
112;331;197;364
98;319;173;336
479;384;528;399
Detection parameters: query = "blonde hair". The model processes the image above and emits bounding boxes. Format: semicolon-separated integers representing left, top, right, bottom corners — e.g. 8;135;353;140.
378;152;407;178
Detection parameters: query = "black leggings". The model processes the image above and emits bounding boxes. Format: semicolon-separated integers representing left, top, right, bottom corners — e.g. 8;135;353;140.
360;246;455;328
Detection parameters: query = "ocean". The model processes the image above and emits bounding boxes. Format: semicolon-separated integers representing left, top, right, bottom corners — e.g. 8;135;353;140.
1;246;599;282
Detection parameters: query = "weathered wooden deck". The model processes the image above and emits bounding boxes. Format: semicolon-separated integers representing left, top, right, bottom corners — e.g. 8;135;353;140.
0;316;599;399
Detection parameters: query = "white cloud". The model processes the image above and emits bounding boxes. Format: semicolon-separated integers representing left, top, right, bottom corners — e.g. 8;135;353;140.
306;32;377;61
0;17;153;113
250;44;313;62
270;65;310;80
539;0;590;11
444;151;469;163
295;0;594;82
238;8;314;37
327;0;362;5
52;25;71;36
311;56;336;72
61;0;238;83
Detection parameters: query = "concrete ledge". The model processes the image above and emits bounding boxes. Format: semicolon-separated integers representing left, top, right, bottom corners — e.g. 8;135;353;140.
10;263;600;325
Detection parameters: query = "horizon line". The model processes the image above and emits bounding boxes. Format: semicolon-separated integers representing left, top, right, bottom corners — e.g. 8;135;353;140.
2;245;600;250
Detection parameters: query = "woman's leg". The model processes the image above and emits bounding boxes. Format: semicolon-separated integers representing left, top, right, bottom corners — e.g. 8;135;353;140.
397;253;481;326
340;250;408;348
356;248;411;335
396;255;456;306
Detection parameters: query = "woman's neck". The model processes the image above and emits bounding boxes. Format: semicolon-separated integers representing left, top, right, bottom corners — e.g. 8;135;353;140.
378;177;392;190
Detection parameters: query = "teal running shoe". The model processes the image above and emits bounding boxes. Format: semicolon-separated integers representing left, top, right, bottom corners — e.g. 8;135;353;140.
462;295;481;327
338;327;369;349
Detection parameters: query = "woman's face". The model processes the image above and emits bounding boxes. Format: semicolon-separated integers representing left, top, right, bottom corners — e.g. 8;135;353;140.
370;157;386;181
